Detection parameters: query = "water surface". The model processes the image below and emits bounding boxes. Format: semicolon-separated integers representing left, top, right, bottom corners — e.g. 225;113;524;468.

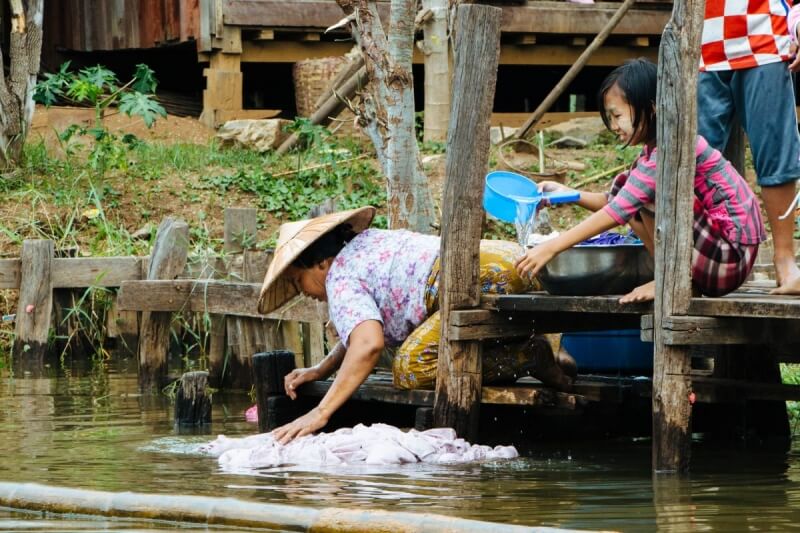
1;363;799;531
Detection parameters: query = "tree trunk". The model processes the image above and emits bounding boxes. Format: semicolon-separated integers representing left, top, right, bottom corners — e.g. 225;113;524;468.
0;0;44;167
422;0;450;143
336;0;438;233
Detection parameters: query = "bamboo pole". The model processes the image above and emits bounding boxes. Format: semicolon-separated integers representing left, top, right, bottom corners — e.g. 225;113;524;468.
512;0;637;140
0;482;534;532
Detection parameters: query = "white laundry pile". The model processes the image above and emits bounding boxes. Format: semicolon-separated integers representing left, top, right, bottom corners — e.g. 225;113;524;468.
201;423;518;468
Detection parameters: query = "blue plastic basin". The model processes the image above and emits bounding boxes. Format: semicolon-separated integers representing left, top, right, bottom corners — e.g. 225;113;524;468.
561;330;653;374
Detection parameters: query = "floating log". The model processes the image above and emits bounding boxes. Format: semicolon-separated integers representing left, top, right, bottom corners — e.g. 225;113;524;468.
138;218;190;392
13;240;54;375
174;371;212;426
433;4;502;441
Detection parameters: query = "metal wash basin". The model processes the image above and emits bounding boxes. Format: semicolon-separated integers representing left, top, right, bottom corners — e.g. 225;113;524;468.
537;244;654;295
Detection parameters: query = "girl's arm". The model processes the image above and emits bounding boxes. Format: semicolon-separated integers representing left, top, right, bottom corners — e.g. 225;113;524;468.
538;180;608;212
273;320;384;444
516;209;618;278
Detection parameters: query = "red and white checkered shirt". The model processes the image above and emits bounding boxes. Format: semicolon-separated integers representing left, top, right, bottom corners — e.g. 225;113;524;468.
700;0;793;71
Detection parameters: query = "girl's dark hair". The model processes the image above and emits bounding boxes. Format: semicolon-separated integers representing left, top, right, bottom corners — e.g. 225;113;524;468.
597;58;657;145
292;223;357;268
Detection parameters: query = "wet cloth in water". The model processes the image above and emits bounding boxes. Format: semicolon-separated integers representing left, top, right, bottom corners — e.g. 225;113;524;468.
201;423;518;469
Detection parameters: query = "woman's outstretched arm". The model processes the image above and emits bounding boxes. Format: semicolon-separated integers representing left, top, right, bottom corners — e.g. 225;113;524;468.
272;319;384;444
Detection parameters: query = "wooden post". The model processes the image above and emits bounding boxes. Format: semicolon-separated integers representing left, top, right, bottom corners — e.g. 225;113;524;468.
174;371;212;426
652;0;704;473
252;351;296;432
106;296;140;358
200;50;243;129
432;4;502;440
138;218;189;392
13;240;54;375
224;207;258;253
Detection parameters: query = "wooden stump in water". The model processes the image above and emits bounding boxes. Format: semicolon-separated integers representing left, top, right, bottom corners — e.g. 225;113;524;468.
174;371;212;426
13;240;55;375
252;350;296;432
415;407;434;431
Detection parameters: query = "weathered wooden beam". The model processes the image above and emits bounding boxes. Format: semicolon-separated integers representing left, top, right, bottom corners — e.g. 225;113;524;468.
51;257;145;288
433;4;502;441
13;240;54;374
640;314;800;347
687;295;800;319
225;1;669;36
300;378;585;408
651;0;704;474
117;280;328;322
138;218;190;392
488;293;652;314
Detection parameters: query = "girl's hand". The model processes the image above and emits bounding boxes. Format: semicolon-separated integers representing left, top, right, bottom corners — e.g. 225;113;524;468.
272;406;329;445
515;242;557;279
538;181;577;208
284;367;322;400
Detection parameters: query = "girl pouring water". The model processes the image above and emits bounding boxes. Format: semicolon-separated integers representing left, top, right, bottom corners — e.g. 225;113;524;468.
516;58;766;303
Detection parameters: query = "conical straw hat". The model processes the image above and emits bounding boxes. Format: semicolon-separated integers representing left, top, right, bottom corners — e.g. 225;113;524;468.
258;206;376;314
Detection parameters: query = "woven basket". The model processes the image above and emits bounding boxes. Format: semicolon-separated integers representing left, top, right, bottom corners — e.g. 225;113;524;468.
292;57;360;137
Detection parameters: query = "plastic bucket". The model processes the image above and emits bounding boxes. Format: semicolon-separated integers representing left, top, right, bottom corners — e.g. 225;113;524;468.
484;171;579;223
561;329;653;374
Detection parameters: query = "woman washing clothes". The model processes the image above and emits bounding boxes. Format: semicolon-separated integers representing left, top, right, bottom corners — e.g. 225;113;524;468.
258;206;575;444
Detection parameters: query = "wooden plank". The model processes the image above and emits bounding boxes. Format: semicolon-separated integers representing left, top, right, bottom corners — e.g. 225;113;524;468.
215;109;281;122
687;294;800;319
489;293;652;314
433;4;502;441
0;259;20;289
640;314;800;346
491;111;597;128
51;257;144;288
138;218;190;392
13;240;54;374
300;379;586;408
240;40;658;67
225;1;669;36
117;280;329;322
651;0;703;474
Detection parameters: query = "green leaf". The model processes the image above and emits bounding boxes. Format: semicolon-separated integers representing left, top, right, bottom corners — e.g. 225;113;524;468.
79;65;118;91
33;72;68;106
66;79;103;104
118;92;167;128
132;64;158;94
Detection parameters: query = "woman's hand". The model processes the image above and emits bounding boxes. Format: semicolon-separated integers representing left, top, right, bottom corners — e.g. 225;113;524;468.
515;242;557;279
284;367;322;400
272;406;330;445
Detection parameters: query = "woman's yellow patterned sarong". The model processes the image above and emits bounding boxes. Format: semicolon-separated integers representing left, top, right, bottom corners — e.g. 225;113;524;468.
392;240;558;390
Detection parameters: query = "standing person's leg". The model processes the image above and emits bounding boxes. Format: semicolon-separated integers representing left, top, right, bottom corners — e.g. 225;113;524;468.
697;70;737;153
735;62;800;292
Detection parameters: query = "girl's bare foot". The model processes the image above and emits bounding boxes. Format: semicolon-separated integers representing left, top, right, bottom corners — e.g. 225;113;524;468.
771;258;800;295
619;280;656;304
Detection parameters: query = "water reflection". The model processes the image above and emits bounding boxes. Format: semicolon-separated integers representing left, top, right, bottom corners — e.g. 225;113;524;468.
0;366;798;531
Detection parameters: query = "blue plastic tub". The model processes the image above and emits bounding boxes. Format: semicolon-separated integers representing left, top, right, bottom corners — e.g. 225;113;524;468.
561;329;653;374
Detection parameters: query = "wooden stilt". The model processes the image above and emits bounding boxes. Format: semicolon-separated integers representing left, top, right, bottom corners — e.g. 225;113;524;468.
652;0;704;473
174;371;212;426
252;350;296;432
107;295;140;358
13;240;54;375
200;49;243;129
138;218;189;392
415;407;434;431
433;4;502;441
